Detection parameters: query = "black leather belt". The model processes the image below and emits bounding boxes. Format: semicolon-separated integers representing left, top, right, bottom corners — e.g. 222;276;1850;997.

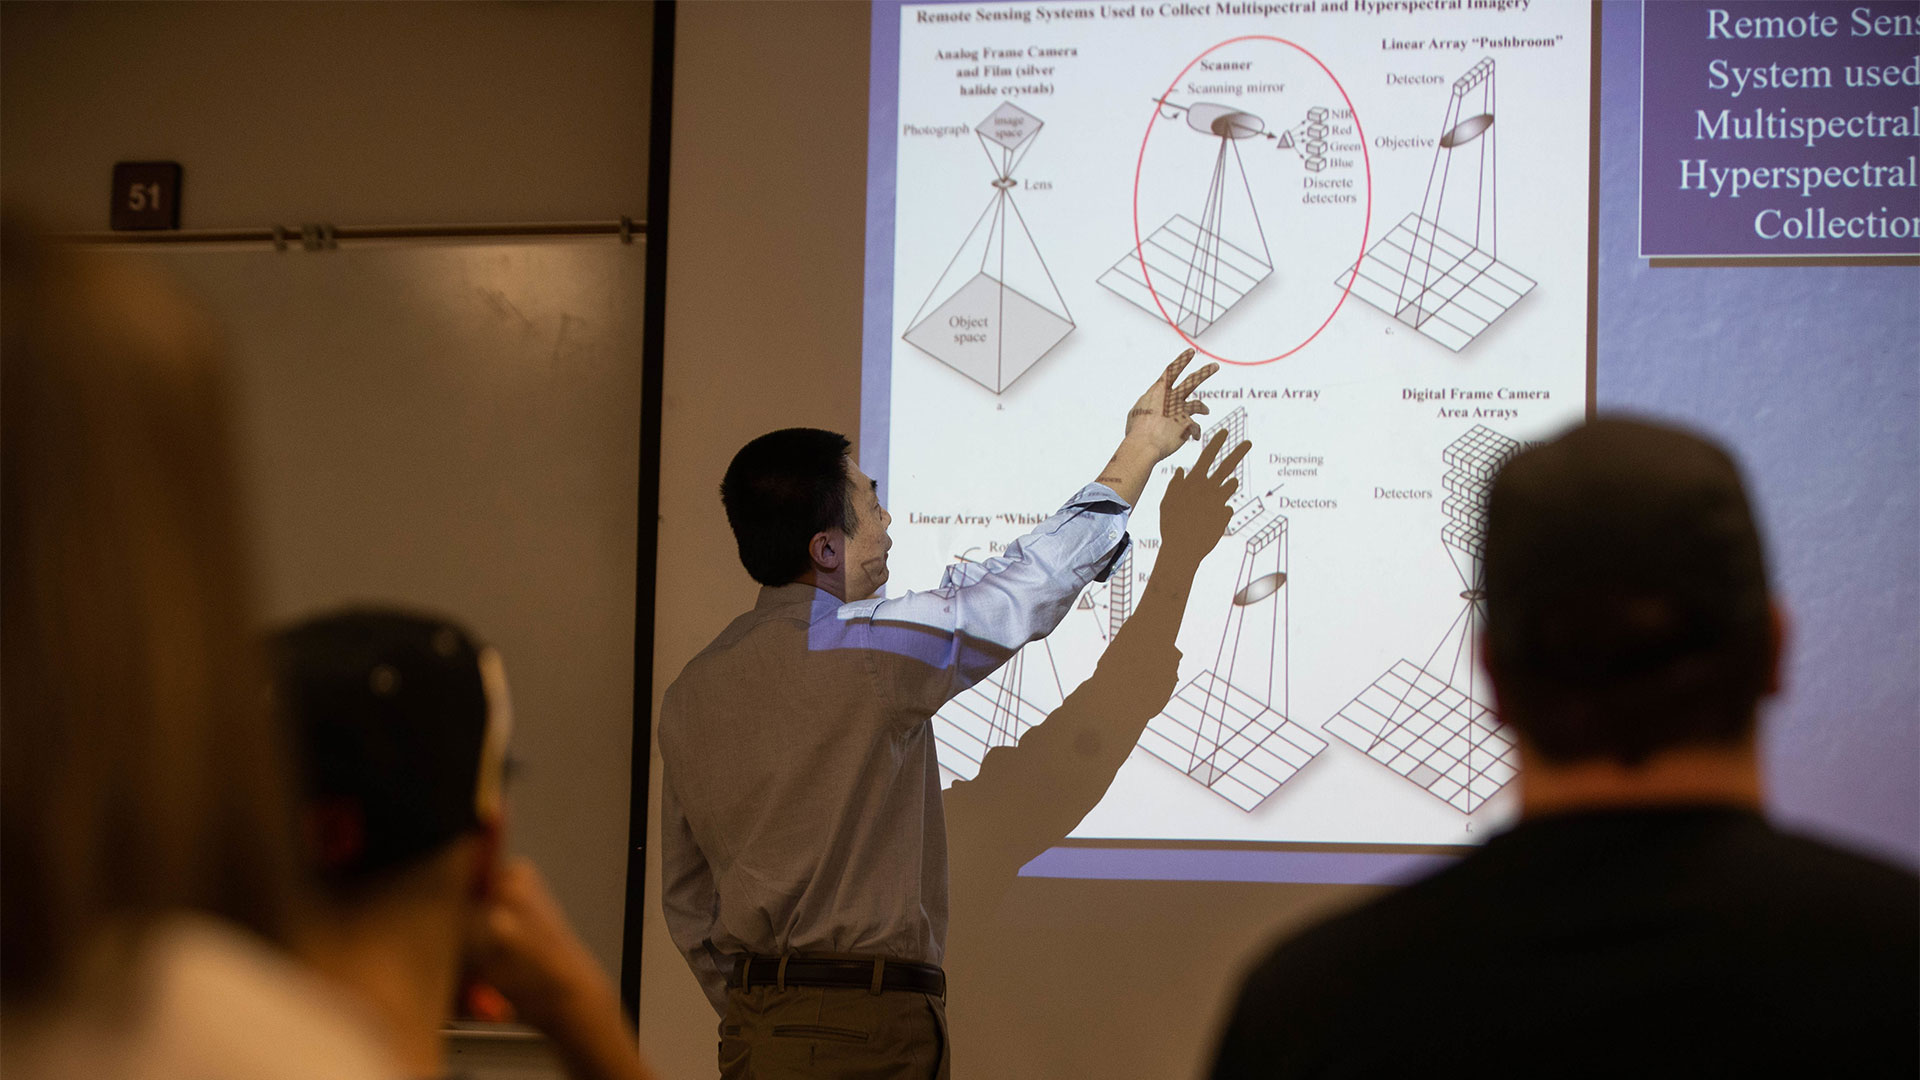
728;955;946;997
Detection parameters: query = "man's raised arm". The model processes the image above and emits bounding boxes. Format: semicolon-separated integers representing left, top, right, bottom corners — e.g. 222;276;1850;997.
1094;348;1219;506
825;353;1221;710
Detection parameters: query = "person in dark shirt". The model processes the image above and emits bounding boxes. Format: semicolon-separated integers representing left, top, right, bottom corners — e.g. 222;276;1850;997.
272;609;660;1080
1209;417;1918;1079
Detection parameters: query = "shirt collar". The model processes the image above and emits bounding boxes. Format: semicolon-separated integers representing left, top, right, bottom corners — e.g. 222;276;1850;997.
755;581;832;612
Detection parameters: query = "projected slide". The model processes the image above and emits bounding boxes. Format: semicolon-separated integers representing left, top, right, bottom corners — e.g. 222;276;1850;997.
869;1;1594;849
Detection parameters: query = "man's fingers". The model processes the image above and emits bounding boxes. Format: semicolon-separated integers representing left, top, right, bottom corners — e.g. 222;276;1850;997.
1169;362;1221;405
1214;439;1253;480
1184;418;1202;442
1173;467;1187;482
1159;349;1195;394
1221;477;1239;500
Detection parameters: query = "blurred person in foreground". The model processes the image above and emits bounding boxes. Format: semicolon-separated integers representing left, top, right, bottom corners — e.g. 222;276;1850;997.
1209;417;1918;1079
660;351;1219;1078
0;222;394;1077
271;608;659;1080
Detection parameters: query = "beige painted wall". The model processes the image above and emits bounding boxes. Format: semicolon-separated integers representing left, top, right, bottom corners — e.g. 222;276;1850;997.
1;1;650;230
3;5;654;1077
641;4;1373;1077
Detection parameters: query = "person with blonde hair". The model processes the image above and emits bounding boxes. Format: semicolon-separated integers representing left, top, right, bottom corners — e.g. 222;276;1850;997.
1;222;395;1078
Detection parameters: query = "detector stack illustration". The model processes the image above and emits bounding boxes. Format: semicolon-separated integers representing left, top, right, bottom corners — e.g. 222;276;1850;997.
1338;58;1536;351
1323;425;1521;813
1106;547;1135;641
1100;98;1275;337
904;101;1075;394
1207;406;1267;536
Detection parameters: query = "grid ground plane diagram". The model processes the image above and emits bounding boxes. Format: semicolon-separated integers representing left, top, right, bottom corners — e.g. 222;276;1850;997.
1100;215;1273;337
932;649;1057;784
1324;659;1516;813
1139;671;1327;812
1337;212;1535;353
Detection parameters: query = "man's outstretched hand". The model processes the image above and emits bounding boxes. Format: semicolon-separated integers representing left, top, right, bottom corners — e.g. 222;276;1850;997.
1097;349;1223;506
1127;348;1220;460
1160;429;1253;569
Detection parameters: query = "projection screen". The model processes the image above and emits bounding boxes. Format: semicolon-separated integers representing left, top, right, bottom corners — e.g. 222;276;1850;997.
865;0;1596;875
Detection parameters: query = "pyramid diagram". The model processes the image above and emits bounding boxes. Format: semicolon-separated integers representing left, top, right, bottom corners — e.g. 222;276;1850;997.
904;101;1075;394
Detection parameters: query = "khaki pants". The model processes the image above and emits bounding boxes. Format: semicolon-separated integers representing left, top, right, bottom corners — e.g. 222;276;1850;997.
718;983;949;1080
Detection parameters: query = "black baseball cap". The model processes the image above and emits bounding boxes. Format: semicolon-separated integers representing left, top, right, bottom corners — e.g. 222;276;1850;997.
270;609;512;883
1483;417;1774;761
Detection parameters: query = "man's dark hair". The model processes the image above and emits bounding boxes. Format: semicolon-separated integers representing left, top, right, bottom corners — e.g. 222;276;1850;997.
720;428;858;586
270;608;492;891
1483;418;1774;767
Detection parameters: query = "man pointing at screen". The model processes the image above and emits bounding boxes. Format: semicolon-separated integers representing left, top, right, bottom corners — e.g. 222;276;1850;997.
658;352;1220;1079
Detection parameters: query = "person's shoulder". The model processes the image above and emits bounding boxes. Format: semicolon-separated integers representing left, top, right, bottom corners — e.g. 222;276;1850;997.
1759;821;1917;879
1741;821;1919;920
1216;861;1484;1075
128;916;397;1080
1238;855;1483;1000
2;927;396;1080
665;600;794;688
659;591;839;737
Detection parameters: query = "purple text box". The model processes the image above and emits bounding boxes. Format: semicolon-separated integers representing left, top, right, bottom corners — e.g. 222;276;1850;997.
1640;0;1920;259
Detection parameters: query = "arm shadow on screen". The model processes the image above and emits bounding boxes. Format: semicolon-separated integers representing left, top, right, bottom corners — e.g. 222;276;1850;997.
943;440;1243;938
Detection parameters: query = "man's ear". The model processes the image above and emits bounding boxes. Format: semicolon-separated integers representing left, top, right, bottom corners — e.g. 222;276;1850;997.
808;529;843;573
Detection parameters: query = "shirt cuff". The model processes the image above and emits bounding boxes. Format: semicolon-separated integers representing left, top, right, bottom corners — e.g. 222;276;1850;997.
1064;482;1132;582
1072;480;1134;512
1093;533;1133;583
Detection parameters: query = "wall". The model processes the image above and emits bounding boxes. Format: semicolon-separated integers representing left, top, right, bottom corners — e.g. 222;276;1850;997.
2;4;655;1076
1;1;650;229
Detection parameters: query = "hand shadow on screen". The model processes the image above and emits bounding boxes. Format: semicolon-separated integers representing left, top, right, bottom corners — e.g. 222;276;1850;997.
942;434;1251;940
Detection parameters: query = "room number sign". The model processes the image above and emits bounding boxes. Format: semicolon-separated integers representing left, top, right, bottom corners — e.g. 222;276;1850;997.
110;161;182;230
